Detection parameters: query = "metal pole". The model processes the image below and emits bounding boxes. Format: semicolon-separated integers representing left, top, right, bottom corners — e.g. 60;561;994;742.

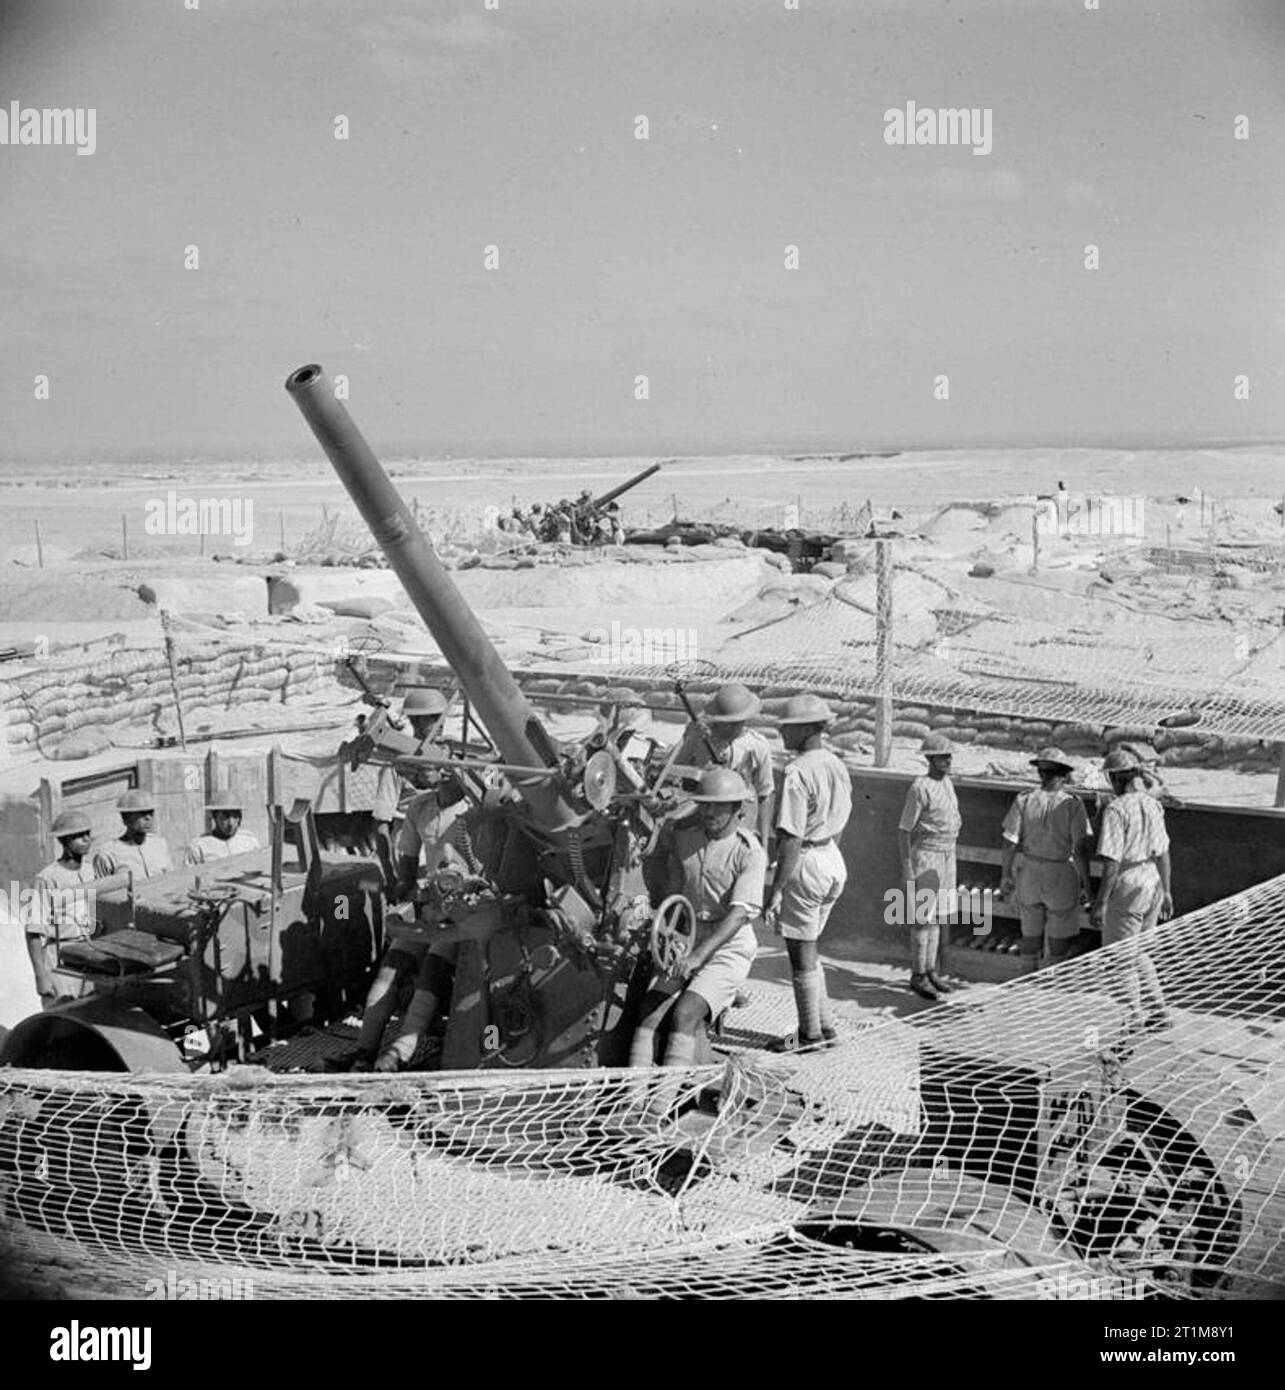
874;538;894;768
34;519;44;568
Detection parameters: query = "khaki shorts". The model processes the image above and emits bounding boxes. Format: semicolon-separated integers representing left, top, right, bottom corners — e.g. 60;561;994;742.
685;924;757;1018
779;841;847;941
906;848;956;924
1015;859;1085;941
1102;864;1163;947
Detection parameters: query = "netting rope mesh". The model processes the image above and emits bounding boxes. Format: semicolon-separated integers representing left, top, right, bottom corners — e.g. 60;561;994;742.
1;874;1282;1300
630;566;1285;741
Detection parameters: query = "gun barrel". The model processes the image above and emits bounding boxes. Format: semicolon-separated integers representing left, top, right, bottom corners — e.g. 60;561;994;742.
591;462;661;510
285;365;578;830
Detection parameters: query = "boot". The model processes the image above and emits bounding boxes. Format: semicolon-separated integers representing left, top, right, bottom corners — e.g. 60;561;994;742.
926;969;956;994
909;972;942;1002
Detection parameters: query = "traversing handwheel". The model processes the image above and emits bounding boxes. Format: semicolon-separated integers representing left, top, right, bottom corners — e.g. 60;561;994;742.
649;895;697;975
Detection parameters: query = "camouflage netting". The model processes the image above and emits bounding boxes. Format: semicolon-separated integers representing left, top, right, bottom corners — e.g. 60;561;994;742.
645;567;1285;745
1;876;1281;1300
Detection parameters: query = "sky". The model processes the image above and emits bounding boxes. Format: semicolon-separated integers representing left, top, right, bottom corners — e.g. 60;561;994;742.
1;0;1283;457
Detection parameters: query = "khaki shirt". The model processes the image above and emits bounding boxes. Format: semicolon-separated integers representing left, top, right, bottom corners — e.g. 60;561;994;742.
1097;791;1169;866
93;834;173;879
28;859;97;942
899;776;961;850
396;793;470;873
668;822;765;955
1001;788;1092;861
184;830;261;865
777;746;852;842
674;725;776;804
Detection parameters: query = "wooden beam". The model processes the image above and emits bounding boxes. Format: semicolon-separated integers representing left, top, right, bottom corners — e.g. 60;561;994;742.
874;538;893;768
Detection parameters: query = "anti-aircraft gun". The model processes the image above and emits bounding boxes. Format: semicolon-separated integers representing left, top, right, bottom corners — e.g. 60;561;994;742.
284;364;699;1070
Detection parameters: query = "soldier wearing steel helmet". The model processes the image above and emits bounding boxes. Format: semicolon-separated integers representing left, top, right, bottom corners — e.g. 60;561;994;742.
999;747;1094;974
92;789;173;879
26;809;98;1005
765;694;852;1050
1091;746;1173;1032
184;788;262;865
673;682;776;846
629;767;767;1074
897;734;961;1002
371;687;452;871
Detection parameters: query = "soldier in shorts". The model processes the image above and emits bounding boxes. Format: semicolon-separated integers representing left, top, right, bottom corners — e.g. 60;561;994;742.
766;694;851;1050
898;734;960;1002
999;747;1093;974
1091;748;1174;1033
26;810;98;1006
630;768;766;1079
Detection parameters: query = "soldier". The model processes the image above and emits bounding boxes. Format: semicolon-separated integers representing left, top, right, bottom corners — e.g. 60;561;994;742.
1091;748;1173;1032
766;694;851;1050
92;789;173;879
897;734;960;1002
673;683;775;847
630;768;766;1078
361;775;475;1072
999;748;1093;974
184;789;262;865
371;687;450;866
26;809;98;1006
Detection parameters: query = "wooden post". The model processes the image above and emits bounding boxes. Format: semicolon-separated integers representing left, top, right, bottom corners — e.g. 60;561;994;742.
671;492;678;521
1031;508;1040;572
874;538;894;768
278;508;286;553
160;610;188;750
33;519;44;568
199;527;206;558
121;513;129;560
1275;744;1285;809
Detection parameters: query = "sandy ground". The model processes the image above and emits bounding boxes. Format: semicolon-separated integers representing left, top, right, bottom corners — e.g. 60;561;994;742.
4;444;1285;563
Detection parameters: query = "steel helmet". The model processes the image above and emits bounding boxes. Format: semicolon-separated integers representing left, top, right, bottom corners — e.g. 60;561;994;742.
705;683;760;723
51;809;93;838
921;734;955;758
689;768;750;803
1103;748;1141;776
116;789;156;814
777;694;835;726
205;788;243;812
402;688;449;717
1030;746;1073;772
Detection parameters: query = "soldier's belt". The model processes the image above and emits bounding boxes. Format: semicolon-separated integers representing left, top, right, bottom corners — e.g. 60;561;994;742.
914;838;957;852
801;837;834;848
1021;852;1073;864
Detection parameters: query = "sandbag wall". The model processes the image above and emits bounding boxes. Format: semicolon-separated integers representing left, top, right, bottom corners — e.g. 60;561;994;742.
338;654;1283;774
0;639;340;762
